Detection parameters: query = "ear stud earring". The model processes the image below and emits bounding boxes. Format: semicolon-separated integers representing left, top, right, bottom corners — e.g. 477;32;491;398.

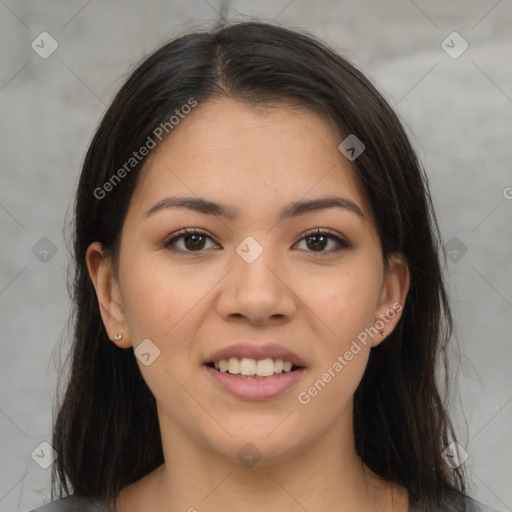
113;333;123;341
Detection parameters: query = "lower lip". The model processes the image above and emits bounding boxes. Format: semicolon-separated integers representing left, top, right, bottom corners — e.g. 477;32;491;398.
203;365;306;400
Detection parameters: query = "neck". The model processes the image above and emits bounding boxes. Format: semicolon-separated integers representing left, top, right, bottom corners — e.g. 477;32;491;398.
116;401;408;512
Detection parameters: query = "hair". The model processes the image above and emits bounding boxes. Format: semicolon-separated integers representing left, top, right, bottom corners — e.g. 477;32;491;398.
52;20;467;511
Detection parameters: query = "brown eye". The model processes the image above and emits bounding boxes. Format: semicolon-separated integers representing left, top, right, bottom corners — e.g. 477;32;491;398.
295;229;350;256
163;228;349;256
163;229;218;253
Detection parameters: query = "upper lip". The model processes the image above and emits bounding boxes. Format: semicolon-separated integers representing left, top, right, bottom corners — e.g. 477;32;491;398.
204;343;306;367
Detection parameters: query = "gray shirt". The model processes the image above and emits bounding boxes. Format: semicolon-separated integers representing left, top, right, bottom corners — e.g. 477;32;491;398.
27;494;504;511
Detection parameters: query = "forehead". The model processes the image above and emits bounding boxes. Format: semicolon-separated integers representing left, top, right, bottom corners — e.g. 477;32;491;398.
129;98;370;221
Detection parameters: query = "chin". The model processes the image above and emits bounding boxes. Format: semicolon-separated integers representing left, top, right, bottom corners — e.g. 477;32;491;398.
203;423;307;468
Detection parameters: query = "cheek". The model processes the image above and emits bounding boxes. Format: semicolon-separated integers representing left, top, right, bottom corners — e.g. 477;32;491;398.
119;255;194;342
307;258;383;344
296;264;379;417
119;257;205;401
297;351;369;419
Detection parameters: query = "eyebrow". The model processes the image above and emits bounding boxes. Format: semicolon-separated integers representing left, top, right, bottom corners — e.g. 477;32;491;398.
145;195;365;221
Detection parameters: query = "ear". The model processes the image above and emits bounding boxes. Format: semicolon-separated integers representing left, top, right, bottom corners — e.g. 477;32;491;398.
371;253;410;348
85;241;131;349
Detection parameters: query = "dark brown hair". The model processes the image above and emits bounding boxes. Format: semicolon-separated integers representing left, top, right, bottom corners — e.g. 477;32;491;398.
52;20;467;510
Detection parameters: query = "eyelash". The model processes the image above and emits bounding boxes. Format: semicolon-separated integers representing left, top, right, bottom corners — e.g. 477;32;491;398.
162;228;350;257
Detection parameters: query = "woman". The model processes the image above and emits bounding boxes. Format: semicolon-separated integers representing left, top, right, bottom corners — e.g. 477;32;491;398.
29;21;501;512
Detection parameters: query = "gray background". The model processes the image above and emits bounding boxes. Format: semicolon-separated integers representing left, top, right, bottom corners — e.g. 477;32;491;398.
1;1;511;511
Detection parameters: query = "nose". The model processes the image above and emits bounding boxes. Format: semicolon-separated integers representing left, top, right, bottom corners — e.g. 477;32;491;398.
215;238;297;325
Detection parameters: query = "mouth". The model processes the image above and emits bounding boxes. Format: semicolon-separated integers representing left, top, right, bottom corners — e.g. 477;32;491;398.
204;358;305;379
203;358;307;400
202;343;307;399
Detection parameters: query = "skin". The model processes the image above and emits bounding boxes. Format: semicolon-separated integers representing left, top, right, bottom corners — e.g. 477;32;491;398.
87;98;411;512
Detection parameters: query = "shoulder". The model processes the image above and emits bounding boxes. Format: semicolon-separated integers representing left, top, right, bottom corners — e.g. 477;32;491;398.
27;495;107;512
465;496;505;512
410;492;505;512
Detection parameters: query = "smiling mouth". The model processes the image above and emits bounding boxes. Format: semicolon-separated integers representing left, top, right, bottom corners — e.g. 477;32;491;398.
205;359;304;379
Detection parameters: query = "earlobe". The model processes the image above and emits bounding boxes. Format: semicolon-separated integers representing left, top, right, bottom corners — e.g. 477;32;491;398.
372;253;410;347
85;242;131;349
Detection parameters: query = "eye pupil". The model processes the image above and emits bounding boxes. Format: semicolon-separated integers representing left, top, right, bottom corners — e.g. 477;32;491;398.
185;234;205;250
306;234;328;251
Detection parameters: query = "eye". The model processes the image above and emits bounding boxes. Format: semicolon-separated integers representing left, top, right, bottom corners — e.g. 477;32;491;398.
162;228;350;255
294;228;350;256
163;229;219;253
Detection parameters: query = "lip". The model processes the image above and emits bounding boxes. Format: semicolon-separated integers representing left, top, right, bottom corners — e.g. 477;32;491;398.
203;364;306;400
204;343;306;367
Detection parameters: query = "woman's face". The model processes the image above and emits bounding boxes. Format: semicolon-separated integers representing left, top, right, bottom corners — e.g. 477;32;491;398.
88;98;409;466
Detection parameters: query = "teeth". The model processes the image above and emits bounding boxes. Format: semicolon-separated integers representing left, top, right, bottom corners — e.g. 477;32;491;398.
240;357;256;376
227;357;241;375
256;358;274;377
212;357;297;377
